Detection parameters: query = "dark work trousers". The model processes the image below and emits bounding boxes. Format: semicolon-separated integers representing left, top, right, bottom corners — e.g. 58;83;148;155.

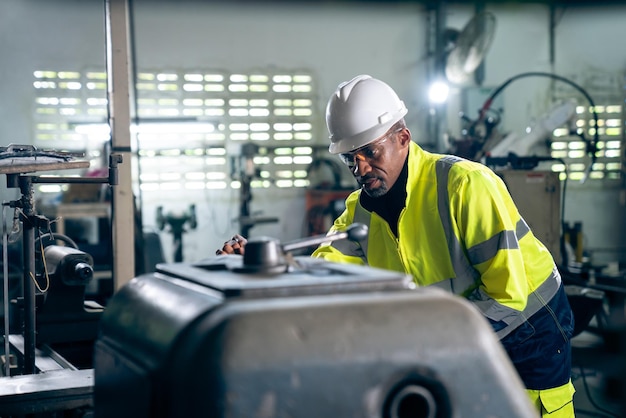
499;284;575;390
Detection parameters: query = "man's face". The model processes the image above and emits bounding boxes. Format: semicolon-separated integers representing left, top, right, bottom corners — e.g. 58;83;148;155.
339;128;409;198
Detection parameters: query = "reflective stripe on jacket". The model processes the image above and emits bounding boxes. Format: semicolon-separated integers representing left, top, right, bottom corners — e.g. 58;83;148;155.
312;142;560;339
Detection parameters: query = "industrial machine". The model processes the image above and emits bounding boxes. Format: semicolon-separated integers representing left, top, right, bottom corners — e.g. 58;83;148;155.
450;71;598;175
448;72;600;270
94;224;537;418
231;143;279;237
156;204;198;262
0;145;120;416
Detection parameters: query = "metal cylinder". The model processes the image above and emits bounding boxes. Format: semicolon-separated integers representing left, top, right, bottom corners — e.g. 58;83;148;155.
388;384;437;418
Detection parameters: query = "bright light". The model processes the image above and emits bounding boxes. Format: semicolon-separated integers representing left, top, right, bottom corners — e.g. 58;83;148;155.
131;122;215;134
73;121;216;135
74;123;110;135
428;81;450;104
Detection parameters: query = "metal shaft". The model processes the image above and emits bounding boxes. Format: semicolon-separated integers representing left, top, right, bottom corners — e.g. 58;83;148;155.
3;205;10;377
282;223;368;253
19;176;36;375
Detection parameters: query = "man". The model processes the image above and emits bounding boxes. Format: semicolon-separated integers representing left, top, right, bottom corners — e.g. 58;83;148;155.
219;75;575;417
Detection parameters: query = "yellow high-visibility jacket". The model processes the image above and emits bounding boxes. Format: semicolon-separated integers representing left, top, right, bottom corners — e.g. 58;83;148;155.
312;141;563;340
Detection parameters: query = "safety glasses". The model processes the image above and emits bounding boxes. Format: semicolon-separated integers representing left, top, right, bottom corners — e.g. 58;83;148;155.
338;131;395;169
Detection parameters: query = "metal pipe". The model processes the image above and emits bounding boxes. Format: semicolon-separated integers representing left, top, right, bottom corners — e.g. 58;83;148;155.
3;204;10;377
18;176;36;375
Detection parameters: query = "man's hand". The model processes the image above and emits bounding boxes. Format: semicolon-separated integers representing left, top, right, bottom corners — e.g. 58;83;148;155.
216;234;248;255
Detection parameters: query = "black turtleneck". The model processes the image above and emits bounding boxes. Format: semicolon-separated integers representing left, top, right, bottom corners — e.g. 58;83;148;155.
359;154;409;237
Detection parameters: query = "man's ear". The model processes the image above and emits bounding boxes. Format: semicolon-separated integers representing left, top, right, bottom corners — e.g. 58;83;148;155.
398;128;412;147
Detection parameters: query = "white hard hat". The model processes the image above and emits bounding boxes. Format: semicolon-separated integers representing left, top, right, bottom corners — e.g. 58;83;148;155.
326;75;408;154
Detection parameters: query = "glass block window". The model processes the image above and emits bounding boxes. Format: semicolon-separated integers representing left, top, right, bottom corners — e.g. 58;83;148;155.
33;70;108;155
33;69;316;193
134;71;314;192
549;74;623;182
550;103;623;181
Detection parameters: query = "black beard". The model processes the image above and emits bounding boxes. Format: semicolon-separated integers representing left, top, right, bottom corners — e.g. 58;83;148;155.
363;181;389;198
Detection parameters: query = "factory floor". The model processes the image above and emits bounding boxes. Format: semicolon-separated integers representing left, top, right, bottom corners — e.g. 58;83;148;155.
571;328;624;417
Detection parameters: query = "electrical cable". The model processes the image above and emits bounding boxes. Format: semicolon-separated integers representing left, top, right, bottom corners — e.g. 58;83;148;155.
30;231;81;295
35;232;79;250
29;271;48;294
575;364;621;418
476;71;599;183
31;230;63;294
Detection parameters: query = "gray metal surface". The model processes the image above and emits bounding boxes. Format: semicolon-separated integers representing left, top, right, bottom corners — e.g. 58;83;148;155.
0;369;93;415
159;255;415;297
94;256;538;418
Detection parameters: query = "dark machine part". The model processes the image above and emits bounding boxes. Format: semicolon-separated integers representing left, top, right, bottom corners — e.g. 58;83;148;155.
10;244;104;374
35;245;103;345
156;204;197;262
452;72;598;174
94;226;535;418
485;154;557;170
44;245;93;288
2;148;120;375
450;104;508;162
238;223;368;274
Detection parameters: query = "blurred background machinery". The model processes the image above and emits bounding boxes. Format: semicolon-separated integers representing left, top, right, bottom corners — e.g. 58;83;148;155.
0;146;119;415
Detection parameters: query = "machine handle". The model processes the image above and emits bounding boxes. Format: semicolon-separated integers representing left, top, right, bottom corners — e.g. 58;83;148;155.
281;223;368;253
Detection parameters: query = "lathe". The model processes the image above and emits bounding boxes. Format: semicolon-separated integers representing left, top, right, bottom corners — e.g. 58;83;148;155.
94;225;537;418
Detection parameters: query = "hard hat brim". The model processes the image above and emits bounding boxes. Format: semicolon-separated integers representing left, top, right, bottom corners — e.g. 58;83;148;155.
328;107;407;154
